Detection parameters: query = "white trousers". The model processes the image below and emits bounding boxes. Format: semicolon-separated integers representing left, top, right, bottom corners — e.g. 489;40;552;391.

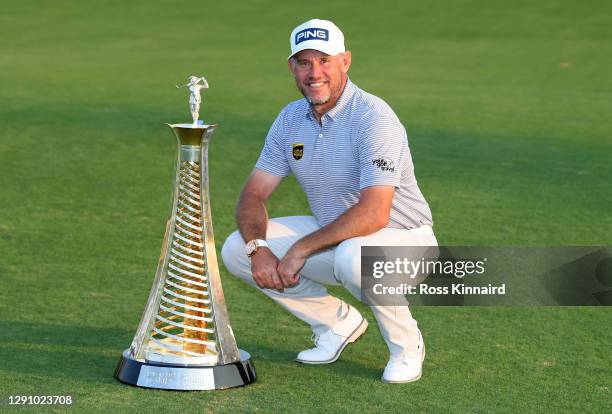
221;216;438;358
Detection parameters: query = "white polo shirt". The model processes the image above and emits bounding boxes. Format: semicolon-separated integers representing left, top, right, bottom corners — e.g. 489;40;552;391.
255;79;433;230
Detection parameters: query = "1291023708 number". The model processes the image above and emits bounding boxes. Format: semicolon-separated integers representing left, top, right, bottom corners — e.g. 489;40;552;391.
7;395;73;405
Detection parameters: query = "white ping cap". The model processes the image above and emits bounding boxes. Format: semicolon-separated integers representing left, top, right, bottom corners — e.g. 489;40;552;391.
288;19;345;60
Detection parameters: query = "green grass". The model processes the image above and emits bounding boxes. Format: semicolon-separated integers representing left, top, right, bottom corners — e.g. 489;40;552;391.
1;0;611;412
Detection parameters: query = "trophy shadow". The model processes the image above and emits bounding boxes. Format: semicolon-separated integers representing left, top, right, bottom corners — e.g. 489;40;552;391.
237;339;383;381
0;320;382;383
0;320;132;384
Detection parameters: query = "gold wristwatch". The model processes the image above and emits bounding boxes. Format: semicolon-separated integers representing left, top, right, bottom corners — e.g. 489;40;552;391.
245;239;269;257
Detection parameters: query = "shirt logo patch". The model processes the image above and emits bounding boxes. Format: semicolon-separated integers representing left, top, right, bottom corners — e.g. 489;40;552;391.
292;143;304;160
372;158;395;173
295;28;329;45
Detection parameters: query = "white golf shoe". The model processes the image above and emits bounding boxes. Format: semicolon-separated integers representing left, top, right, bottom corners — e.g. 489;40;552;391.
296;304;368;364
381;331;426;383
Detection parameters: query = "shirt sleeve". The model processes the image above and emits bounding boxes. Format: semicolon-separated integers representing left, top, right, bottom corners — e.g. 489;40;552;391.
255;111;290;177
357;114;408;189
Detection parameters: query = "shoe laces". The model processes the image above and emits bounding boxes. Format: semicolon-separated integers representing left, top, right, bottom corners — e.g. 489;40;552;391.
310;328;336;347
389;354;405;364
391;349;421;365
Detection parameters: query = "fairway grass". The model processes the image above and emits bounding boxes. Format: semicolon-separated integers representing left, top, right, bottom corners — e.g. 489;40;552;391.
1;1;610;412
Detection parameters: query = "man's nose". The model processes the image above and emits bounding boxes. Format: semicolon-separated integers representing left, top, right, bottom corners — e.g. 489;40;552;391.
309;61;323;78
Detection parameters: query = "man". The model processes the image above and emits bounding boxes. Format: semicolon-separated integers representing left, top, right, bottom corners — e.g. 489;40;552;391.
221;18;436;383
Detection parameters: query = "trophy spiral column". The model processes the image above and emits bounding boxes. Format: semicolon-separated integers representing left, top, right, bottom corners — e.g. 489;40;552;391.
114;123;256;390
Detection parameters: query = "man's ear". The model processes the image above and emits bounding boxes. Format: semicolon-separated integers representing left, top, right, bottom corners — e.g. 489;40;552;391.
287;58;295;73
340;51;352;73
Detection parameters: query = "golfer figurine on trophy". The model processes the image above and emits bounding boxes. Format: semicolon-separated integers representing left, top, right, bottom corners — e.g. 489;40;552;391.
114;76;256;390
176;76;209;126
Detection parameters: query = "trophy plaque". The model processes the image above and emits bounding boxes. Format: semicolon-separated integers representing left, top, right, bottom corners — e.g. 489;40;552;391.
114;76;256;390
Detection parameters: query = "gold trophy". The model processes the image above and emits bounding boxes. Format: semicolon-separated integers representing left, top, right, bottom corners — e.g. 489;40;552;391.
114;76;256;390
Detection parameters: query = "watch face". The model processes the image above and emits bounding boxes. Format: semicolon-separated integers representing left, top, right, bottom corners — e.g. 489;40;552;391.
245;241;256;256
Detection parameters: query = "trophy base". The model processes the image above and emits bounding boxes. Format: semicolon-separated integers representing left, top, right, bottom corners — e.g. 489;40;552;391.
114;349;256;390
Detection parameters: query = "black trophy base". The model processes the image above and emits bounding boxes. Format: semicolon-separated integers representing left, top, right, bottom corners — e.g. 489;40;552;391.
114;349;256;390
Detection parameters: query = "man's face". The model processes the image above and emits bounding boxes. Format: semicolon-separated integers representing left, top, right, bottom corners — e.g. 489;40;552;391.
288;49;352;111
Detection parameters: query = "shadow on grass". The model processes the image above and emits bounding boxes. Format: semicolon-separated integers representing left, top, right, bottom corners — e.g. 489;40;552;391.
0;345;119;385
0;320;131;384
0;320;382;384
238;340;381;381
0;320;133;348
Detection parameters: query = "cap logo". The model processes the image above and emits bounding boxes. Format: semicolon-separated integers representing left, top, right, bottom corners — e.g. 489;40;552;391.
295;28;329;45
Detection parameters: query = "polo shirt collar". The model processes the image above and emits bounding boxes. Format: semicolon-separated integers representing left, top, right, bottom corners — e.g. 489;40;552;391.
305;78;356;121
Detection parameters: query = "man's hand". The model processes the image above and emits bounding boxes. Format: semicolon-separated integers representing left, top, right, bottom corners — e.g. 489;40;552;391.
277;243;307;288
281;186;395;260
250;247;285;291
